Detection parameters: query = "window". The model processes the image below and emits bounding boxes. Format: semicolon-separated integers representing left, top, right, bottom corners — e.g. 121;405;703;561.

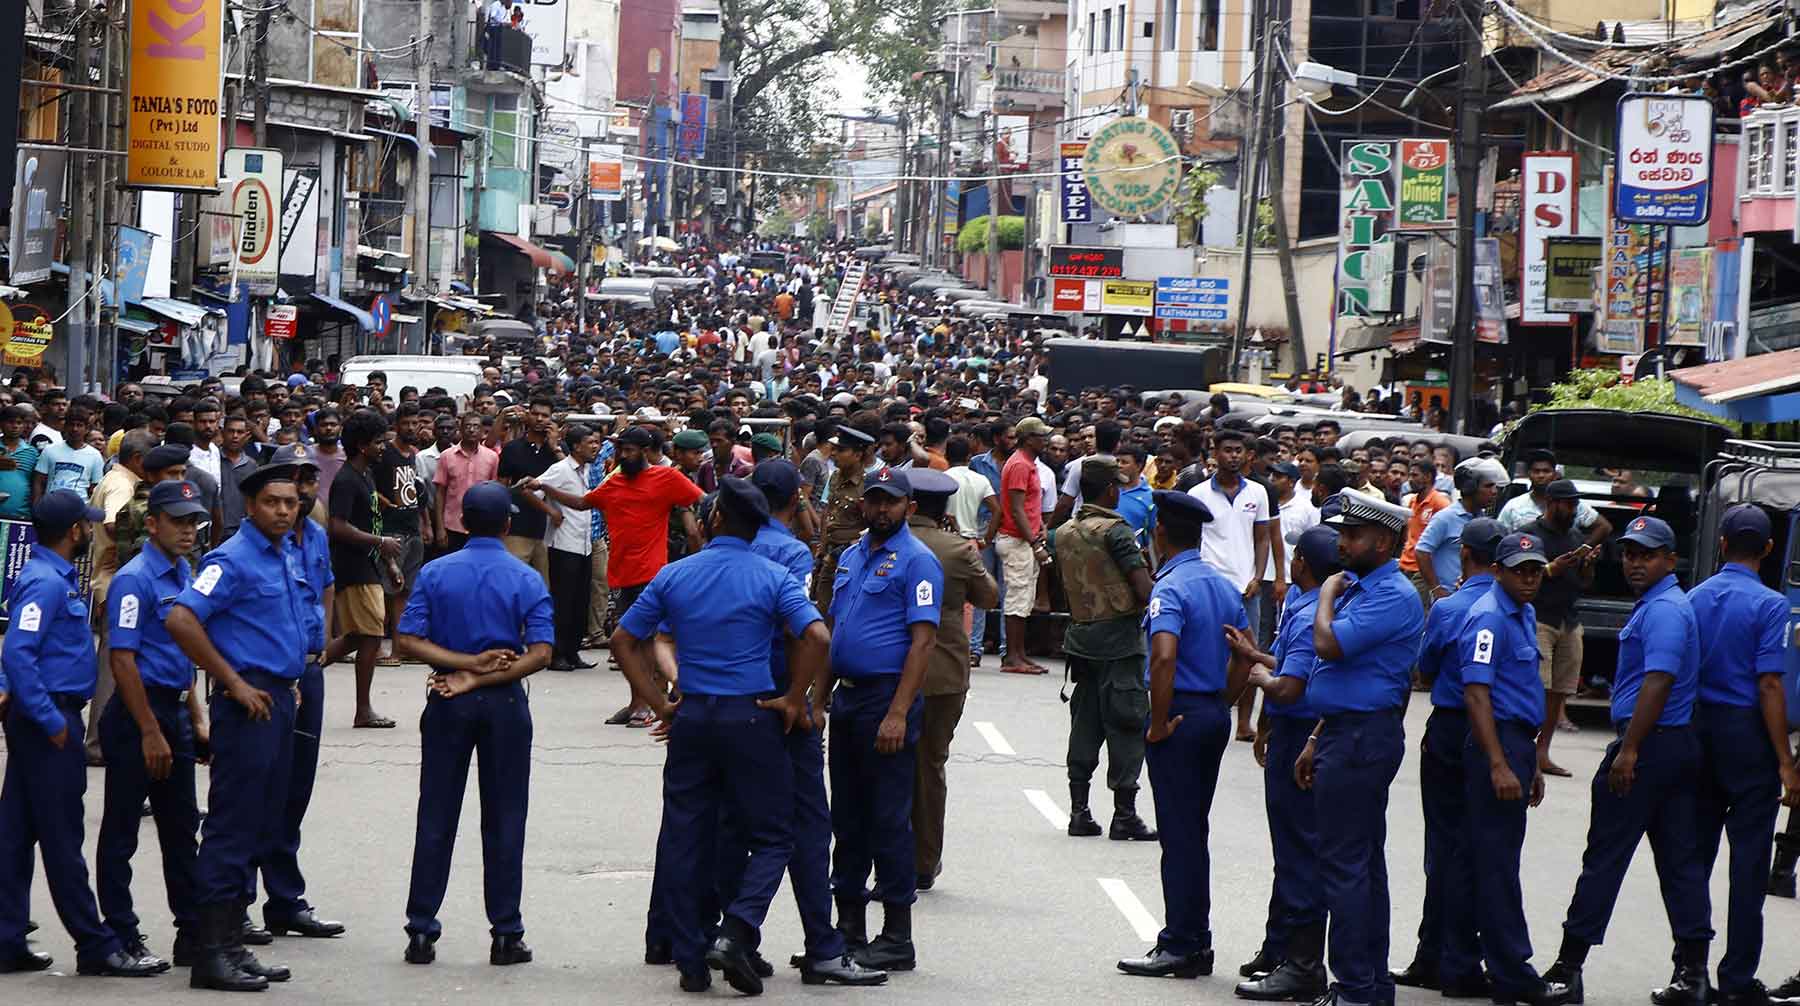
1088;11;1096;54
1785;119;1798;192
1198;0;1220;50
1115;4;1126;49
1101;8;1111;52
1165;0;1179;49
489;93;520;169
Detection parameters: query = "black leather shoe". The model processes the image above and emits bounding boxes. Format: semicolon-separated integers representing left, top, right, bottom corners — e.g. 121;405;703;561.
1495;979;1580;1006
916;872;935;891
1392;959;1440;990
239;916;273;946
548;658;577;672
1653;968;1712;1006
645;941;674;965
800;953;889;986
190;951;268;992
1241;949;1280;978
23;921;36;936
229;948;290;983
490;933;533;966
1771;975;1800;1005
706;936;764;996
1118;945;1214;978
570;658;597;669
746;949;774;979
76;948;164;977
1440;972;1491;999
172;928;200;967
1068;807;1103;837
0;948;53;973
404;933;436;965
1543;962;1585;1005
1110;812;1159;841
855;933;917;971
1723;982;1774;1006
1238;962;1329;1001
267;908;345;938
679;968;712;993
120;937;171;973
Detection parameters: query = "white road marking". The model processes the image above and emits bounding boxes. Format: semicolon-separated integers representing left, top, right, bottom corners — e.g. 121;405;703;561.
1023;788;1069;830
1099;878;1161;942
973;720;1015;755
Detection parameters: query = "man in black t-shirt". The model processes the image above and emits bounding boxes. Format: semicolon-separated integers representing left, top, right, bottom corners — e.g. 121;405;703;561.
1521;479;1595;780
375;403;432;665
497;396;559;585
328;409;403;729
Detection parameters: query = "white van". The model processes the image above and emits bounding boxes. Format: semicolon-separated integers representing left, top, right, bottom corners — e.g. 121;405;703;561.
340;355;487;406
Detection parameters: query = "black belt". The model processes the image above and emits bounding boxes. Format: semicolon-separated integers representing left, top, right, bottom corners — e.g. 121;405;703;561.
143;684;190;703
1321;707;1403;727
836;673;900;689
1429;706;1468;718
49;692;87;713
1614;720;1692;737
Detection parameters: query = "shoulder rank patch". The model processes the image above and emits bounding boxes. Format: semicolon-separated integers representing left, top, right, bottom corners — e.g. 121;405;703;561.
16;602;41;632
118;594;140;630
915;579;934;607
193;564;223;596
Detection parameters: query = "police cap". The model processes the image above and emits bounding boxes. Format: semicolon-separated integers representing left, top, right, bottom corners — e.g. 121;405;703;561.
269;442;320;473
1295;524;1340;577
462;481;519;526
239;463;300;498
1152;489;1212;527
1496;531;1550;568
716;476;770;526
750;459;801;504
907;469;959;499
148;480;210;518
144;443;191;473
1719;502;1772;545
35;489;104;533
830;426;875;449
1619;514;1676;551
1461;517;1506;562
863;466;911;498
1324;493;1409;535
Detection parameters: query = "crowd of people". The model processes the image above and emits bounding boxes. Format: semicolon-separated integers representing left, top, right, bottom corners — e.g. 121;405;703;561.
0;236;1796;1002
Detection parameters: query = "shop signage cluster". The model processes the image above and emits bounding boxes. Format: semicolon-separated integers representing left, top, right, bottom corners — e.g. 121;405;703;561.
1059;142;1091;223
126;0;223;191
588;146;624;201
1154;277;1229;322
1;304;53;368
1520;151;1577;326
1544;236;1602;313
1080;117;1182;219
1335;140;1398;326
264;303;298;340
1101;280;1154;316
1397;139;1451;227
1595;164;1659;355
224;148;283;295
8;146;67;285
1615;93;1715;225
677;93;708;160
1048;245;1123;279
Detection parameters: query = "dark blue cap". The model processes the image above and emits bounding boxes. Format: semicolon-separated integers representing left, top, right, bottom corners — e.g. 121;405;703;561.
831;425;876;448
1719;503;1772;544
1319;491;1344;522
239;462;299;497
750;459;801;503
1496;531;1550;567
1152;489;1213;525
35;489;104;531
1295;524;1340;575
863;466;911;498
1544;478;1581;501
717;475;770;525
1619;514;1677;551
1270;461;1301;480
1461;517;1506;561
269;443;320;472
148;479;209;518
907;469;959;499
462;481;519;526
143;443;191;472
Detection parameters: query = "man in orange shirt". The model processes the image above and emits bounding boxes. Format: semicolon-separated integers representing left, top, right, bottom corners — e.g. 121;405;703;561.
1399;456;1450;609
774;289;796;322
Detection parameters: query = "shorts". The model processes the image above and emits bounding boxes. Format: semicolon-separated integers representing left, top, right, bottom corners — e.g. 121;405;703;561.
379;533;425;596
995;535;1040;619
1537;620;1582;696
335;583;387;638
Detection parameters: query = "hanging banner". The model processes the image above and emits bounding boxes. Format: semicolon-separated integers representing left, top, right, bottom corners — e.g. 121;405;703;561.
1397;139;1451;228
677;93;708;160
278;167;320;295
1615;92;1714;225
2;304;53;368
1704;238;1743;362
1335;140;1397;326
588;145;623;201
9;146;66;285
264;303;298;340
113;225;155;306
224;148;283;295
1666;246;1711;347
1417;237;1456;345
1520;151;1577;326
1473;237;1506;343
1596;166;1659;354
1059;142;1091;223
1544;236;1602;313
126;0;224;191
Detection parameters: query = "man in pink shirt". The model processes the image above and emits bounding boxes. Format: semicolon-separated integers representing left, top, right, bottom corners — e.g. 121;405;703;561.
984;416;1050;674
431;412;500;551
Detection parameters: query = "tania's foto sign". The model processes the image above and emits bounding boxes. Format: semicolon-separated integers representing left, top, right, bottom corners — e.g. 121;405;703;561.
126;0;224;190
1615;92;1714;225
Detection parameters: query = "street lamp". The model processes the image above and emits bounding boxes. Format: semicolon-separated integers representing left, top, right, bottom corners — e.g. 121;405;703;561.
1289;60;1358;97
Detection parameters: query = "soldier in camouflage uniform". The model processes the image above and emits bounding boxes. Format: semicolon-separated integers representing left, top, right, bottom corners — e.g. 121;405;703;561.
813;426;874;620
113;443;200;568
1048;456;1157;841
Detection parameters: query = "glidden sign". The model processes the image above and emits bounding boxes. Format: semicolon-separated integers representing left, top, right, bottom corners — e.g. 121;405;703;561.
127;0;224;190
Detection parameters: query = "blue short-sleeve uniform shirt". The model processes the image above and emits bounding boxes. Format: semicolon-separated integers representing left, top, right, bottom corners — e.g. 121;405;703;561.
1418;572;1495;710
829;523;943;678
108;543;195;691
622;535;822;695
1269;583;1320;719
0;549;96;735
399;536;555;673
1415;501;1474;589
751;519;815;690
1308;559;1426;715
1688;563;1789;708
1458;583;1545;728
1612;573;1700;726
1144;549;1249;694
175;525;310;680
291;517;334;654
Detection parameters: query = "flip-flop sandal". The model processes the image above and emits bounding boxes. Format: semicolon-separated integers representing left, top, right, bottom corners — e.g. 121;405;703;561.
1541;762;1573;778
354;715;397;729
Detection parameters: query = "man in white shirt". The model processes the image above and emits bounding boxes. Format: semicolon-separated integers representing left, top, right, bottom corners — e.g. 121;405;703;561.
187;398;224;483
1187;427;1277;741
538;423;599;672
944;436;996;537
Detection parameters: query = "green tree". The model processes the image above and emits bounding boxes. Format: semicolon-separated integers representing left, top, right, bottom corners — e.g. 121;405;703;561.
1174;165;1221;245
955;215;1024;254
1535;368;1716;422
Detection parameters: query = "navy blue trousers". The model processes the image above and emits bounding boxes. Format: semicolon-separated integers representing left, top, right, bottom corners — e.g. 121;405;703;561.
1694;702;1780;992
1417;707;1481;981
657;694;793;971
1562;724;1711;948
829;676;921;908
0;700;119;959
404;683;532;938
259;662;324;921
1145;691;1229;956
96;687;200;943
1314;709;1405;1005
195;671;296;909
1461;720;1545;1000
1259;715;1323;959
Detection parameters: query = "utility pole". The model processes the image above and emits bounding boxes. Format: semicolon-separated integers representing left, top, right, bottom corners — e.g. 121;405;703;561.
576;138;590;337
1264;21;1307;372
929;70;953;268
1229;0;1274;377
411;6;434;352
1447;0;1486;434
466;132;484;286
985;113;1001;297
253;9;271;144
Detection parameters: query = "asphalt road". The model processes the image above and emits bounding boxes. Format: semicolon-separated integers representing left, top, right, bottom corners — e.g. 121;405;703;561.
5;654;1797;1004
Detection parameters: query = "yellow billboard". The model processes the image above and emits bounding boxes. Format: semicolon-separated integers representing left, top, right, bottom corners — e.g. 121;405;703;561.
126;0;224;191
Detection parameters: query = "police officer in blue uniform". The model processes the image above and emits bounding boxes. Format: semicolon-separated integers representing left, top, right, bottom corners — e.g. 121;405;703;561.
613;476;827;996
827;466;944;974
0;490;163;979
95;480;209;972
166;461;313;991
396;481;553;967
1230;524;1340;1002
1393;517;1505;997
257;443;346;940
1116;491;1249;979
1680;504;1800;1006
1304;493;1425;1006
1458;532;1567;1006
1544;515;1710;1006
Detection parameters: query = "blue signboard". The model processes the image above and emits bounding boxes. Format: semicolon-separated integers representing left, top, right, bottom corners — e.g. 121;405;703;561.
1155;276;1229;321
1059;142;1091;223
1157;305;1231;321
1614;93;1714;225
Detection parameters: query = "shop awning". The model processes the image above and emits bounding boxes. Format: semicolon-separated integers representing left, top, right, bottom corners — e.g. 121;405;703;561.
1671;348;1800;423
428;294;496;315
311;292;378;333
115;317;161;334
1334;321;1401;356
483;231;569;274
138;297;218;328
548;251;576;274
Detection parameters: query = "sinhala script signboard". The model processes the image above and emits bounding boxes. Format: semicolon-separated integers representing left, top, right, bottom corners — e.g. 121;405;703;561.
1615;92;1714;225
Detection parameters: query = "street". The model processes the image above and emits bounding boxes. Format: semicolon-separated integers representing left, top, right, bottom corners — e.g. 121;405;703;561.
5;655;1794;1004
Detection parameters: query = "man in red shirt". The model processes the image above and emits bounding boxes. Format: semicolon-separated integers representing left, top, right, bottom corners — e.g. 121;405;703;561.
1399;456;1450;609
527;426;702;718
983;416;1050;674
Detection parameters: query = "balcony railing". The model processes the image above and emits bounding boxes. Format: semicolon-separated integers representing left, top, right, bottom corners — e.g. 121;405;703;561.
995;67;1065;95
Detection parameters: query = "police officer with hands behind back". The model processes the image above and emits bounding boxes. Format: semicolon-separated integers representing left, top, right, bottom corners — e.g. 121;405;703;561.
0;490;164;979
166;460;313;992
1115;490;1250;980
397;481;553;969
612;476;827;997
95;480;211;974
